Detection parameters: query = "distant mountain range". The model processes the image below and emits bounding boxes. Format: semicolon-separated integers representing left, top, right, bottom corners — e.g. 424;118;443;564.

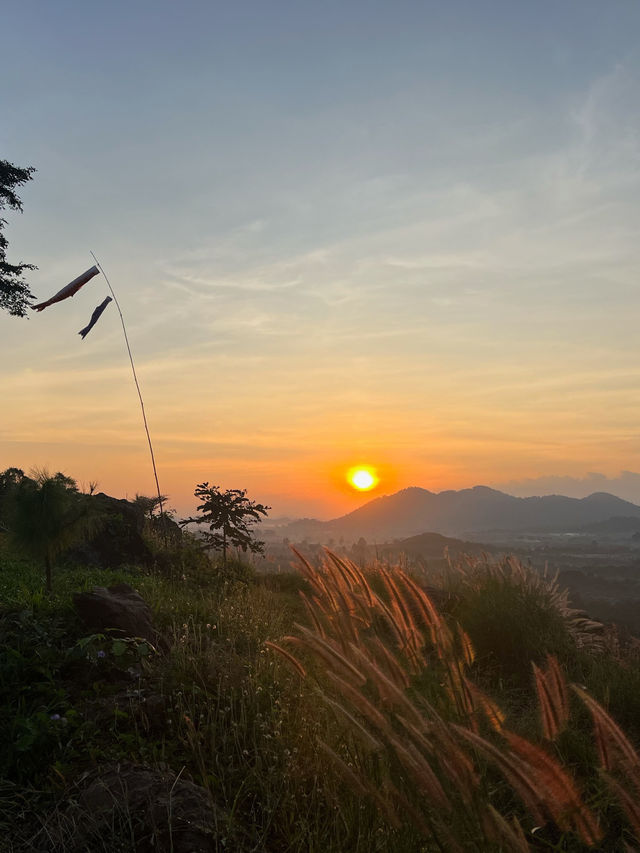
279;486;640;542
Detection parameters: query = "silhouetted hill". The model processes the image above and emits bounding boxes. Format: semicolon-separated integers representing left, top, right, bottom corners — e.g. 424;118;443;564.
580;516;640;535
378;530;491;560
280;486;640;542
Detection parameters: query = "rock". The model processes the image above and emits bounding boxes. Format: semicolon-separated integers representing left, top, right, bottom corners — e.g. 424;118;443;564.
73;583;156;644
44;763;249;853
68;492;154;568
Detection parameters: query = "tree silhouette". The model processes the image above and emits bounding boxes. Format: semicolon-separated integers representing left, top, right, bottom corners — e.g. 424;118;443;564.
0;467;25;528
0;159;36;317
7;470;101;592
182;483;270;566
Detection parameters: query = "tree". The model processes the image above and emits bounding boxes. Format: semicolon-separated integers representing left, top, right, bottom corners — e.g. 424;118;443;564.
0;467;25;528
1;159;36;317
7;469;101;592
182;482;270;566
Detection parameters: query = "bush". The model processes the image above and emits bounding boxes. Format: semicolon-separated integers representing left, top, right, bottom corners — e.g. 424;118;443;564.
445;555;580;686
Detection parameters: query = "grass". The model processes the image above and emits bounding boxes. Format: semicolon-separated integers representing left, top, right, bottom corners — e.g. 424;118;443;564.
2;538;640;851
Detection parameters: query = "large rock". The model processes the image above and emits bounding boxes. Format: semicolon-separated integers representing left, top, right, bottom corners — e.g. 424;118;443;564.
69;492;153;568
73;583;156;644
42;763;250;853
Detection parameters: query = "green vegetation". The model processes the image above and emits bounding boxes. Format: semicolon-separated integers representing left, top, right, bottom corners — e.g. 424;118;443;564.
182;482;270;566
0;159;36;317
5;469;102;593
2;498;640;850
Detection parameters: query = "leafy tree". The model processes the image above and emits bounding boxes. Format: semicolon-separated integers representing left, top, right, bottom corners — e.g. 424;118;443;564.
0;159;36;317
6;470;101;592
182;482;270;566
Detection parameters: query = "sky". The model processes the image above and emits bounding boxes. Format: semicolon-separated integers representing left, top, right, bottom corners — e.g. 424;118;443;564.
2;0;640;519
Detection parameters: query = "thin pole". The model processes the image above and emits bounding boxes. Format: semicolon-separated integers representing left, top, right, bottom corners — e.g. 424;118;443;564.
90;251;167;544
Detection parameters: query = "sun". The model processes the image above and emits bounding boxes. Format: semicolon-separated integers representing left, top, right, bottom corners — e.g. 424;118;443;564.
347;466;379;491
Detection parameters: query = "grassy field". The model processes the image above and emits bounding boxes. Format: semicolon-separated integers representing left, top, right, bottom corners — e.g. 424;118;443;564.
2;538;640;851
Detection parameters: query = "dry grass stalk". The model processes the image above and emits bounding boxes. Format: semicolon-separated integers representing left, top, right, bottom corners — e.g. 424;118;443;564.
484;805;530;853
453;724;547;827
503;731;601;846
533;656;570;742
443;657;476;727
602;774;640;841
572;684;640;775
456;623;475;667
428;724;480;804
325;670;394;736
545;654;569;728
290;546;323;593
532;656;569;741
370;594;407;651
298;589;326;639
326;550;362;591
316;740;371;798
264;640;306;678
380;569;422;646
293;624;367;685
388;735;451;811
572;683;640;842
398;571;443;645
367;635;411;689
462;677;506;732
321;693;384;752
456;723;603;845
347;642;424;724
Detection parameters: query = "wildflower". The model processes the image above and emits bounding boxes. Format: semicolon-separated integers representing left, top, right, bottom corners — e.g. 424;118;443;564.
97;650;106;659
50;713;61;721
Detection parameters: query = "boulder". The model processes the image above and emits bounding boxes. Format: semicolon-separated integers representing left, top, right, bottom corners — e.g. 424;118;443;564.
69;492;154;568
73;583;156;644
44;763;249;853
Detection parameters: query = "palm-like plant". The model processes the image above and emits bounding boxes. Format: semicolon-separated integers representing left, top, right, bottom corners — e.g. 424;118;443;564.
7;470;101;592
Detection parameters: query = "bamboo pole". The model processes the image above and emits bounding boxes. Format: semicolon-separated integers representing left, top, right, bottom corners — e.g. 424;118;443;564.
90;251;167;545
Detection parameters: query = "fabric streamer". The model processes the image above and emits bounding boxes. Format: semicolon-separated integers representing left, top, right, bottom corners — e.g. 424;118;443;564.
78;295;113;339
32;265;100;311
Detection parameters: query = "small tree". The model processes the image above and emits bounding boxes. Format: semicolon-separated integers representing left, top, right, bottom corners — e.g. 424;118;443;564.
182;482;270;566
0;159;36;317
7;470;101;592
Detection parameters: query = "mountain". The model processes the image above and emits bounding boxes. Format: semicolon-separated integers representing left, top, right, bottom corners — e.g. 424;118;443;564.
280;487;640;542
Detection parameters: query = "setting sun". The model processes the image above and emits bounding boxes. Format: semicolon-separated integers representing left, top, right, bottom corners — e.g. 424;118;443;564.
347;466;379;491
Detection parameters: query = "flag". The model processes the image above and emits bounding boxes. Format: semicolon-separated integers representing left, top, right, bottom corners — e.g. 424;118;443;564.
32;265;100;312
78;296;113;339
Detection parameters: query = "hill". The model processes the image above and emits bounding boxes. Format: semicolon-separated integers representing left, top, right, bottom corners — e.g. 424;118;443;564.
280;486;640;542
378;530;491;560
580;515;640;536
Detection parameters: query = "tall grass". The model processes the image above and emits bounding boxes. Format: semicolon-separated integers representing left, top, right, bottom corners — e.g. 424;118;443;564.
5;538;640;852
268;550;640;851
